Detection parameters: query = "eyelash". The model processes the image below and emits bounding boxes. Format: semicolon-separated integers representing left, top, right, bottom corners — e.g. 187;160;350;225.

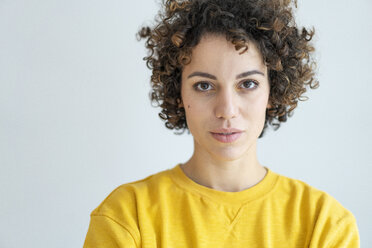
193;80;259;92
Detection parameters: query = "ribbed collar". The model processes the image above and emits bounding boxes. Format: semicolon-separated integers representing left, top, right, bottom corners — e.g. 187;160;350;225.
169;163;280;206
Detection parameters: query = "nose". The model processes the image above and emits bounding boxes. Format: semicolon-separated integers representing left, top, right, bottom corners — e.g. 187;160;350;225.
214;88;238;120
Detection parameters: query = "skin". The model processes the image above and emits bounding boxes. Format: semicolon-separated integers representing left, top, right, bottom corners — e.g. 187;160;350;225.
179;33;272;192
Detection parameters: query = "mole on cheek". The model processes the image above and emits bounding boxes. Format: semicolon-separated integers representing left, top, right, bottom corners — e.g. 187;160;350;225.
188;105;190;109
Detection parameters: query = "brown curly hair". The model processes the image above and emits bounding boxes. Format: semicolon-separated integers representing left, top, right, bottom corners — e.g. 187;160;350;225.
136;0;319;138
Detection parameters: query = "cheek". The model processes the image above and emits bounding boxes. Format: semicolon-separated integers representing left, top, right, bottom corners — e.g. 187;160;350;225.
184;103;203;125
242;94;269;120
182;97;209;133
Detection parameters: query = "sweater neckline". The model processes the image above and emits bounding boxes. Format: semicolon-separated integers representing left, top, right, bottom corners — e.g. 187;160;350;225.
169;163;279;206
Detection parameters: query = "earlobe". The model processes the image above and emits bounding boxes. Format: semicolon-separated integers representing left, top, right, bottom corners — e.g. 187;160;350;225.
266;100;272;109
177;98;184;108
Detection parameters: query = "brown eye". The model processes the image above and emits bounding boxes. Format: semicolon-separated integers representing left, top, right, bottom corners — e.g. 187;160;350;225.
240;80;259;89
194;82;212;91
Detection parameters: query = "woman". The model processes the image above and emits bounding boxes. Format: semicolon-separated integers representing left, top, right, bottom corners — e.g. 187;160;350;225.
84;0;360;247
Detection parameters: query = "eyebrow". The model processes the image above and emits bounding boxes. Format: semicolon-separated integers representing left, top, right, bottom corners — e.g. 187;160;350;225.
187;70;265;80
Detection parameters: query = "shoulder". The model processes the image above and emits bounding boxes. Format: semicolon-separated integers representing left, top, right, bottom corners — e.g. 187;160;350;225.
91;167;173;216
271;170;360;246
273;171;356;222
88;167;173;240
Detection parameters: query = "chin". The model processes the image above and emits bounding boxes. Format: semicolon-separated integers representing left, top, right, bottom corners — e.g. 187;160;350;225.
209;146;248;162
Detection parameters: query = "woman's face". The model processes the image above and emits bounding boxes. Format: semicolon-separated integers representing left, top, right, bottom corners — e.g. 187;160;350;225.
180;34;271;161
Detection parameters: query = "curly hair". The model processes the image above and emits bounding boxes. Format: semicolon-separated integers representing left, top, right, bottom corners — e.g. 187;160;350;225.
136;0;319;138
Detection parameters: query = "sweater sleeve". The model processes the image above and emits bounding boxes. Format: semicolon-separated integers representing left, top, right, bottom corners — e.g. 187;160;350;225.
328;215;360;248
308;192;361;248
83;214;138;248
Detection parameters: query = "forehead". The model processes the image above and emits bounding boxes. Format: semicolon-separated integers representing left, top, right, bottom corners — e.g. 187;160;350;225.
183;34;266;75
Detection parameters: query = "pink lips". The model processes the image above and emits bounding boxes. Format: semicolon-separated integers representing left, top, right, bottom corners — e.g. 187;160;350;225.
210;128;244;143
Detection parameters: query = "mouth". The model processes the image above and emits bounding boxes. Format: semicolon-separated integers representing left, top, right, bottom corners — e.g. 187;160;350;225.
210;132;243;143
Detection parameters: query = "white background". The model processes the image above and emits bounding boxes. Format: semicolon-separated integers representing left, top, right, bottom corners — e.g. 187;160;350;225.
0;0;371;247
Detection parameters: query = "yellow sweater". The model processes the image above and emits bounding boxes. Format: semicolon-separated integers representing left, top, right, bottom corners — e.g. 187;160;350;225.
83;164;360;247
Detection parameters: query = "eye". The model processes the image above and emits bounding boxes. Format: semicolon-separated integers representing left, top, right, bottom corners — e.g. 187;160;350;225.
193;82;213;92
240;79;259;90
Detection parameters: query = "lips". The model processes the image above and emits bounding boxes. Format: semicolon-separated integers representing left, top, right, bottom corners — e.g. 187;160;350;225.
210;128;244;143
210;128;243;134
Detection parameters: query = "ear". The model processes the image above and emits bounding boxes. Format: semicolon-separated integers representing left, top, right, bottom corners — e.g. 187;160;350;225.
177;98;184;108
266;99;272;109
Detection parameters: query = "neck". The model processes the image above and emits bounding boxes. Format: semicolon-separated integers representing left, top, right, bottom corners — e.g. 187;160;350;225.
180;141;267;192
